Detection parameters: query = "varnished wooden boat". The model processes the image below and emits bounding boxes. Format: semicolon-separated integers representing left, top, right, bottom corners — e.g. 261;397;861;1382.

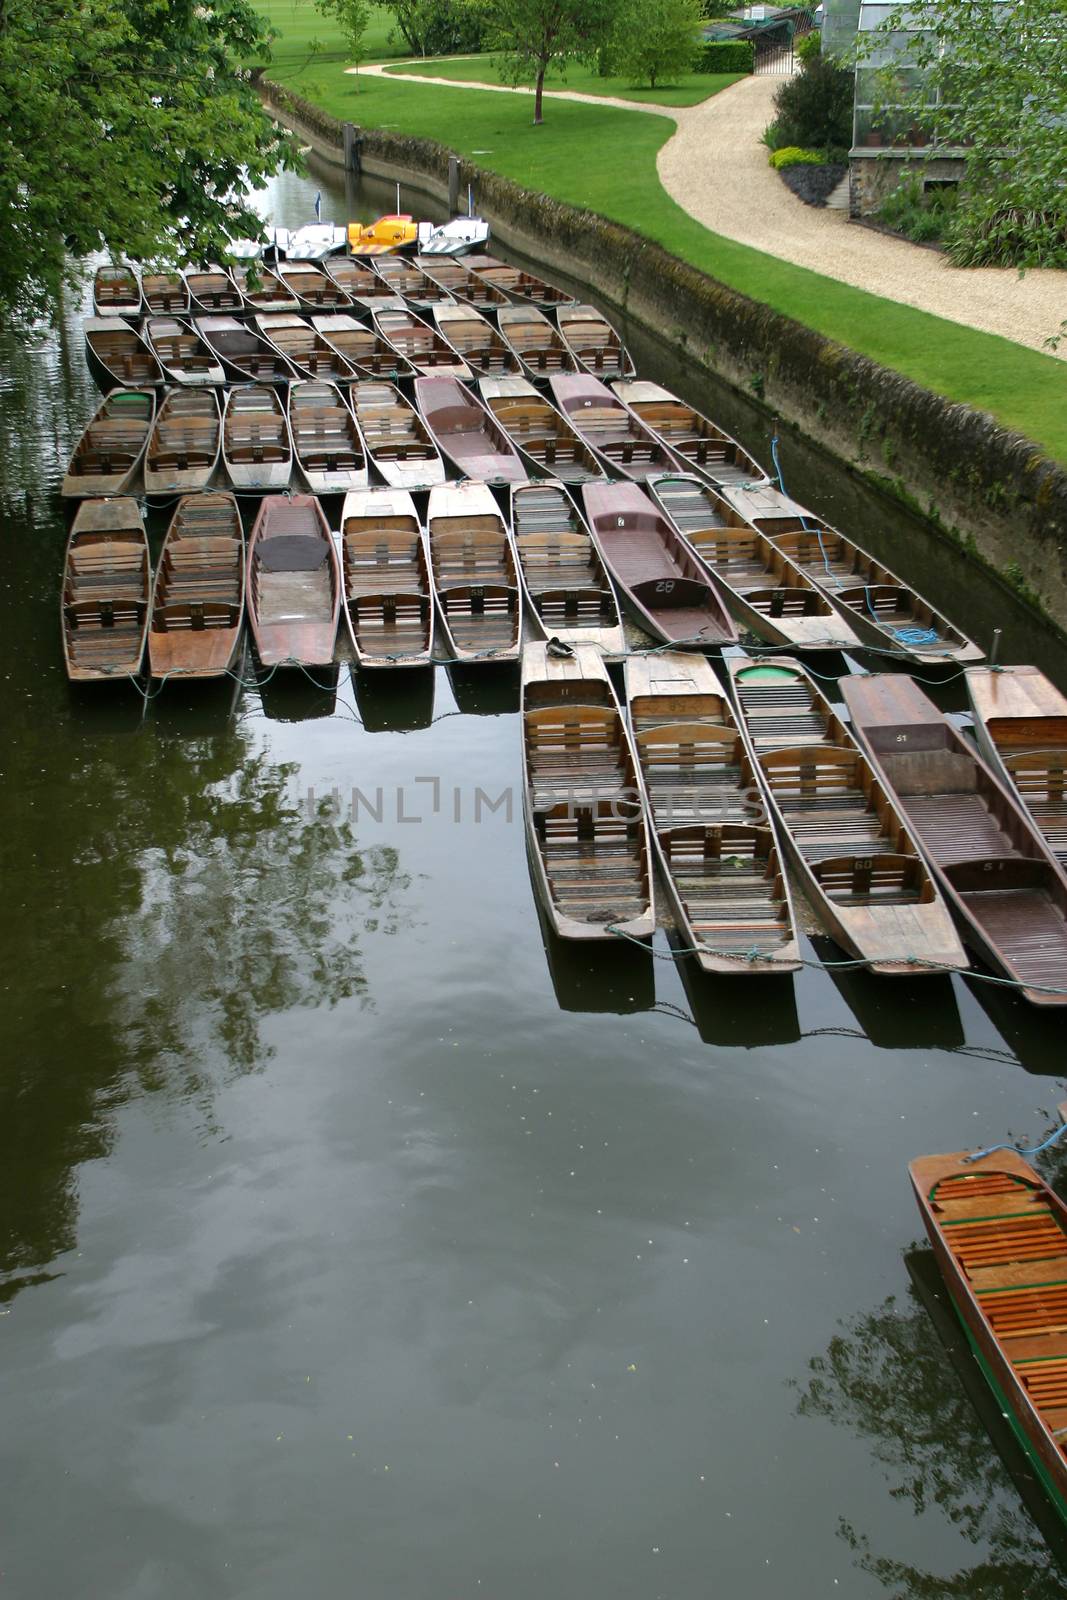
556;304;635;382
143;389;221;497
414;375;528;484
185;268;245;315
247;494;340;667
144;316;226;386
841;672;1067;1004
581;481;737;647
93;263;141;319
625;651;800;973
371;299;473;380
148;493;245;678
465;256;575;308
496;304;580;381
288;381;367;495
84;317;164;391
340;487;433;668
966;665;1067;867
511;481;624;655
222;385;293;492
523;641;654;940
727;657;967;974
415;256;509;310
311;313;418;381
254;313;359;382
140;270;190;317
431;304;522;377
324;257;396;300
549;374;687;481
275;261;353;312
911;1147;1067;1518
61;389;155;498
348;380;445;491
61;498;150;681
372;254;456;307
648;474;859;651
230;265;301;315
612;381;765;486
426;481;521;662
479;378;608;483
195;315;298;384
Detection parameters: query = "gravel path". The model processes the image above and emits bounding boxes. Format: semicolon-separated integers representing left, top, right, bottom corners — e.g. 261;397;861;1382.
357;61;677;116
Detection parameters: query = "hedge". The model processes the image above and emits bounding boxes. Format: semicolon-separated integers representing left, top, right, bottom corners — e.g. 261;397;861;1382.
697;41;754;74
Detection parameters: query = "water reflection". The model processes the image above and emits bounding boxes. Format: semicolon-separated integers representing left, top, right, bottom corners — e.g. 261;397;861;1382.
969;978;1067;1077
813;938;966;1050
667;933;801;1046
446;662;520;716
256;662;340;721
351;663;436;731
531;882;654;1014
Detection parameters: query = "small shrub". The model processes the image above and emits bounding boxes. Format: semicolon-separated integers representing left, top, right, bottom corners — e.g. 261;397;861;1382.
795;29;820;64
770;50;852;150
761;118;785;151
770;146;824;170
878;176;957;245
695;40;754;74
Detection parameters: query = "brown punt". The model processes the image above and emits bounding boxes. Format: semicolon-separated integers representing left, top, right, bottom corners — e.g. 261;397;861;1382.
84;317;164;392
431;305;522;378
372;255;456;307
511;481;624;655
184;268;245;315
230;265;301;315
910;1148;1067;1513
479;378;607;484
144;316;226;386
196;315;297;384
612;381;765;487
464;256;576;308
348;381;445;491
61;389;155;498
415;256;510;310
727;657;967;974
625;651;800;974
372;299;473;380
288;381;368;496
310;313;418;381
556;304;636;382
340;487;433;668
648;474;859;651
275;262;353;312
496;304;580;381
61;498;150;681
254;313;359;382
143;388;221;497
140;271;189;317
548;373;687;482
523;641;654;941
148;493;245;678
967;665;1067;868
426;481;521;663
581;480;737;648
247;494;340;667
841;672;1067;1004
222;386;293;492
93;263;141;319
414;375;528;484
324;257;396;299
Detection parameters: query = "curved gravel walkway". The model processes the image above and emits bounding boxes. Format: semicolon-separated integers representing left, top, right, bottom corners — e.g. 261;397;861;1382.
358;60;676;116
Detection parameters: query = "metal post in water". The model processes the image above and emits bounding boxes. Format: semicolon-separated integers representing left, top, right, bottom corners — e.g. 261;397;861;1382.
396;181;401;214
448;157;460;217
990;627;1002;666
468;184;473;218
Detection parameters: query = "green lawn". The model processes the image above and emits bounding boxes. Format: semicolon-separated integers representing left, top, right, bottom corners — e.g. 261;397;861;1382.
253;0;410;71
389;55;738;108
254;3;1067;462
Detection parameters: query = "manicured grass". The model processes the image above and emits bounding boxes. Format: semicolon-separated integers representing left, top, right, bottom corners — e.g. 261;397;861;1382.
253;0;410;71
389;55;739;107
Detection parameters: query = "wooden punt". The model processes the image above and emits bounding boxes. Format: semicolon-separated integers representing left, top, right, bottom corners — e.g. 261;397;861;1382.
310;313;418;381
254;313;359;382
61;498;150;681
581;481;737;648
727;657;967;975
195;315;298;384
61;389;155;498
148;493;245;678
464;255;576;309
275;261;353;312
841;672;1067;1004
185;268;245;315
511;481;624;655
247;494;340;667
625;651;800;973
611;381;765;486
144;316;226;386
340;487;433;668
648;474;860;651
414;375;528;484
548;374;687;482
967;666;1067;868
426;481;521;662
348;380;445;490
431;304;522;377
556;304;635;382
288;381;367;496
372;254;456;307
415;256;510;310
910;1147;1067;1516
222;385;293;492
479;377;608;484
324;257;396;300
230;265;301;315
495;304;580;381
143;389;221;497
371;299;473;380
140;270;190;316
523;641;654;941
84;317;164;391
93;263;141;319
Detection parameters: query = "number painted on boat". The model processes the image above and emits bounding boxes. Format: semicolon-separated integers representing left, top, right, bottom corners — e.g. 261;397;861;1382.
654;581;675;594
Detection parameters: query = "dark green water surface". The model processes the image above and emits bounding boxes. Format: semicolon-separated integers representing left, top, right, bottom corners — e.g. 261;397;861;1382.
2;161;1067;1598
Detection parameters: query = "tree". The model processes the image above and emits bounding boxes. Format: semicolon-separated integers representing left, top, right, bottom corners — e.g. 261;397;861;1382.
317;0;371;82
386;0;490;56
609;0;703;89
0;0;297;326
485;0;616;124
855;0;1067;268
767;40;853;154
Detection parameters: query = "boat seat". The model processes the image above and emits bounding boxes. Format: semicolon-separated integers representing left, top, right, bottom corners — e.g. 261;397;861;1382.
155;601;239;631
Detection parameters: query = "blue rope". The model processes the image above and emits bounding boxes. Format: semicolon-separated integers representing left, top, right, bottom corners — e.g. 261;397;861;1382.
964;1121;1067;1164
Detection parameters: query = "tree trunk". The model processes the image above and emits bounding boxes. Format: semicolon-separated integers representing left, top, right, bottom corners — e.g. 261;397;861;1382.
534;63;546;125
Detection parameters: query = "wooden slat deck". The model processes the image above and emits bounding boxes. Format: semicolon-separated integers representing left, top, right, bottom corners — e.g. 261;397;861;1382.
261;320;358;381
428;490;520;659
557;306;633;380
341;499;432;665
151;496;242;636
225;388;289;464
63;504;150;678
141;272;189;315
433;309;520;376
615;387;763;485
497;307;579;377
